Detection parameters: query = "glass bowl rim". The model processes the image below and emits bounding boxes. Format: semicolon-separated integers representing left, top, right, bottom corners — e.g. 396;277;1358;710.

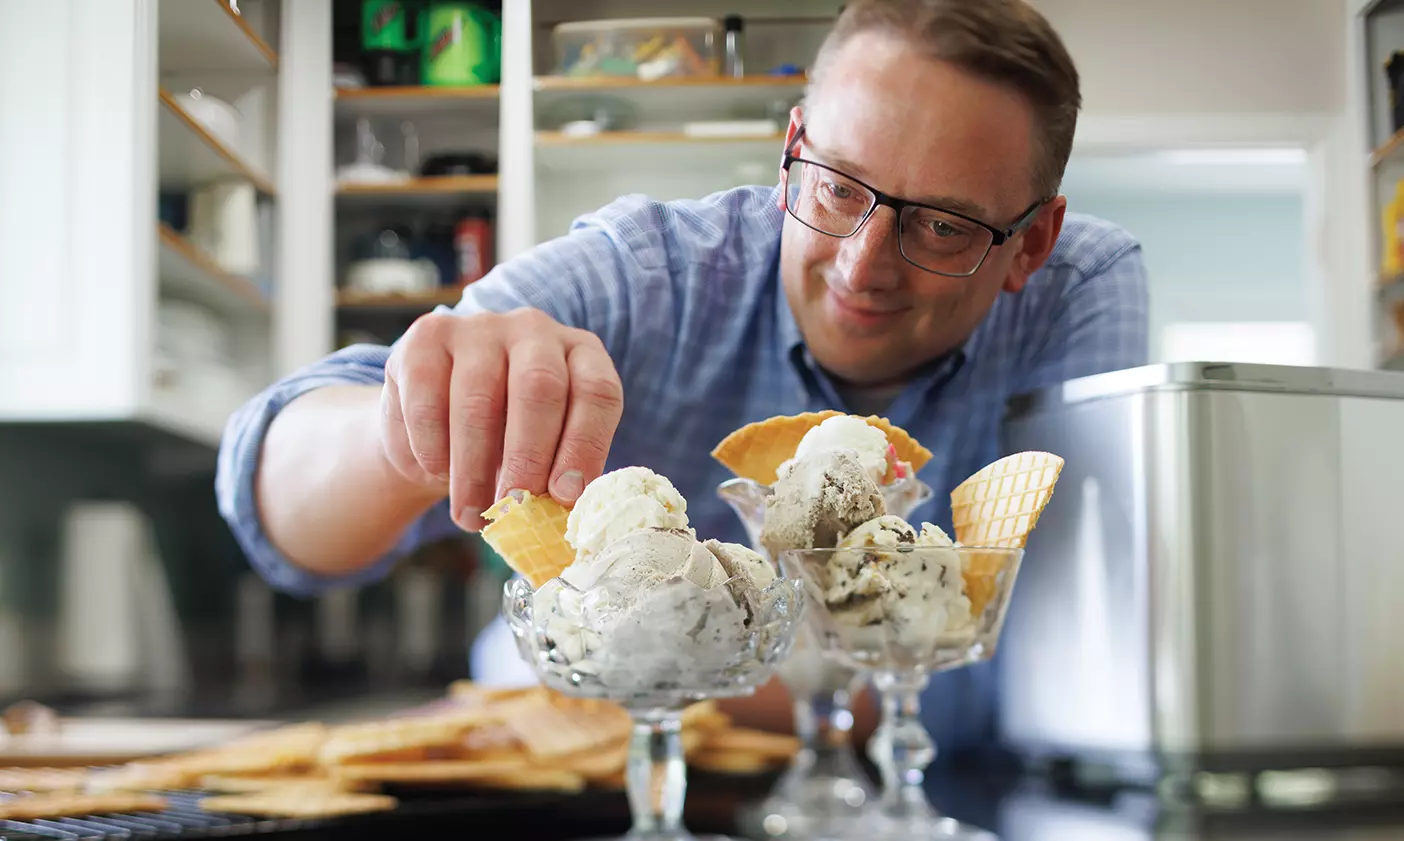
775;545;1025;556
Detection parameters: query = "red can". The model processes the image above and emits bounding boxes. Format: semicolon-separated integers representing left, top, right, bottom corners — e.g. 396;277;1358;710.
455;212;493;286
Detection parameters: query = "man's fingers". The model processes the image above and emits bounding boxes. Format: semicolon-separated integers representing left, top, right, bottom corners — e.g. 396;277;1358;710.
448;345;508;531
393;344;453;480
496;340;570;500
549;337;624;504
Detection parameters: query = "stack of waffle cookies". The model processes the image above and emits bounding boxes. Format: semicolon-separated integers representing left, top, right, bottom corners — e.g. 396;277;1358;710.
0;682;799;822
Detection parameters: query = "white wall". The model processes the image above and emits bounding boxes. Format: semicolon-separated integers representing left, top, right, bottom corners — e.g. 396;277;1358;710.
1031;0;1343;117
1062;189;1310;358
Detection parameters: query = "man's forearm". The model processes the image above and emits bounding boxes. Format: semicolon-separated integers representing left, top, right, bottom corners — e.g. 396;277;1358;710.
254;384;446;578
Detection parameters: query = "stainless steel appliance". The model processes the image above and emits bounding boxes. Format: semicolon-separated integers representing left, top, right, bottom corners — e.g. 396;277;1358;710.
996;362;1404;783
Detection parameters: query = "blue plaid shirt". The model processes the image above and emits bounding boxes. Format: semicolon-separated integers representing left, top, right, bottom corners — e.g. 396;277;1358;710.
217;184;1148;756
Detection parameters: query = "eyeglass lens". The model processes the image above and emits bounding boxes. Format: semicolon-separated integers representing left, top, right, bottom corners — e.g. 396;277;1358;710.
784;158;994;276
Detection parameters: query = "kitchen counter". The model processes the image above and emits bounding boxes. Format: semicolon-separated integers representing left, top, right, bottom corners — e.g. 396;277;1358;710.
152;765;1404;841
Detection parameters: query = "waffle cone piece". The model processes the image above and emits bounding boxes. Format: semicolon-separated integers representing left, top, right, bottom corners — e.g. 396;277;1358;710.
951;451;1065;617
711;411;934;485
480;491;575;588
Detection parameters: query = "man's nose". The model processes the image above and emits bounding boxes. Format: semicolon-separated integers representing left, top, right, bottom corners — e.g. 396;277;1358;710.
836;205;900;292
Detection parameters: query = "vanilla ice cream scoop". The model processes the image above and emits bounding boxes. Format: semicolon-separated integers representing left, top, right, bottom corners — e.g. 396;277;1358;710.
702;539;776;590
560;527;725;593
916;522;954;547
762;447;885;557
565;466;691;558
837;514;918;549
780;414;891;484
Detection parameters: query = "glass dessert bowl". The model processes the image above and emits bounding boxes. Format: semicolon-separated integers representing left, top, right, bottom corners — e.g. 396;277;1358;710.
777;544;1024;841
504;565;803;841
719;472;933;839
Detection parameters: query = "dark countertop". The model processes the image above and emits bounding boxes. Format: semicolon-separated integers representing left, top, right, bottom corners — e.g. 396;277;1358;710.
213;765;1404;841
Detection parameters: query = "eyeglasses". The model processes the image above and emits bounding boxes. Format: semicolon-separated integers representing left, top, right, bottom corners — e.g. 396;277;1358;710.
781;126;1047;277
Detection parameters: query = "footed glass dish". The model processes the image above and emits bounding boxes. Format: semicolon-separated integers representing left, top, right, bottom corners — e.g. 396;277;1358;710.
504;569;803;841
718;474;933;839
777;545;1024;841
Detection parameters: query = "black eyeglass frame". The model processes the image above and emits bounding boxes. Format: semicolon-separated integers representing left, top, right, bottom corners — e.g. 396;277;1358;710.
781;124;1049;277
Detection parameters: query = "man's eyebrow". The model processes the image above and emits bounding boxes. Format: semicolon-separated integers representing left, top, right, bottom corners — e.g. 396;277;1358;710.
802;137;992;221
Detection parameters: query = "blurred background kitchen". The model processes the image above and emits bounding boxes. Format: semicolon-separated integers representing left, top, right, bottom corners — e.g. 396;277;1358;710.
0;0;1399;740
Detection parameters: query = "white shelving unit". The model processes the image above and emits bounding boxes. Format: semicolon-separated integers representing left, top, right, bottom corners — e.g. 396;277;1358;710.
0;0;282;448
1361;0;1404;371
520;1;834;249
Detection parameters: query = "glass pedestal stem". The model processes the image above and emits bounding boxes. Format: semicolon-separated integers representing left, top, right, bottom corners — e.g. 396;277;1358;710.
868;670;938;823
626;711;689;838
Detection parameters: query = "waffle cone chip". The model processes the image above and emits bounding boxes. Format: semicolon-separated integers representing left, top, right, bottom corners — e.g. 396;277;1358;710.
951;451;1064;618
480;490;575;587
950;451;1065;549
711;411;933;485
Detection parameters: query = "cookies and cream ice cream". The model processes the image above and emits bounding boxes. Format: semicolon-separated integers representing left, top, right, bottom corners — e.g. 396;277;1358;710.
518;466;788;698
757;417;978;651
760;448;884;557
822;514;972;649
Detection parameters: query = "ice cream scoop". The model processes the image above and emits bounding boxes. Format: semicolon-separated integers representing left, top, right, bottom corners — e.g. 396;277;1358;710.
836;514;918;549
761;447;885;558
565;466;691;559
560;527;727;593
821;514;970;650
779;414;891;484
702;539;776;590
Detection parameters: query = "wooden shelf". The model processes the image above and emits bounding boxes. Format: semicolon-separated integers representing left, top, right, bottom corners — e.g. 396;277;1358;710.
158;0;277;74
533;74;806;91
534;130;782;176
158;88;277;196
534;74;806;128
336;175;499;210
335;84;501;117
336;175;499;195
157;222;269;316
535;131;784;146
337;289;467;311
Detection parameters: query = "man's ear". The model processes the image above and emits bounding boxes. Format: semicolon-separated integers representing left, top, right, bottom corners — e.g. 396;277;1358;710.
1003;197;1066;294
777;105;805;211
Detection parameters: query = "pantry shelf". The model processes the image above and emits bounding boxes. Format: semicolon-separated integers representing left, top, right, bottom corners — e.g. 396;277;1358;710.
335;176;500;211
535;130;784;146
335;84;501;118
158;88;277;196
336;175;500;195
533;74;806;91
534;130;784;175
158;0;278;74
534;74;805;128
336;289;467;311
157;223;269;317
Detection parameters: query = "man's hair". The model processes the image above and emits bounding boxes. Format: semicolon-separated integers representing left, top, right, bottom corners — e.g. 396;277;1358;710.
808;0;1081;200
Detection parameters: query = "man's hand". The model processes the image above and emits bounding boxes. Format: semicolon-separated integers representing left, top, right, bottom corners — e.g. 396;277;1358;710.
380;308;625;531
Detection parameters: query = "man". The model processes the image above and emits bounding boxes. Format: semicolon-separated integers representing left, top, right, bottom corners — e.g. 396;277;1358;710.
216;0;1148;760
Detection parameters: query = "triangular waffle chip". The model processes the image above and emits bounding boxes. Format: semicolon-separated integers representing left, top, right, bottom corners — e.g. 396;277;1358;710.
0;792;168;820
950;451;1065;549
500;694;631;760
711;411;933;485
480;490;575;587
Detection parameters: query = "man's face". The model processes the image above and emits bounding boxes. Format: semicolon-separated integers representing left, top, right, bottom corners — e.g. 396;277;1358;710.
779;32;1067;386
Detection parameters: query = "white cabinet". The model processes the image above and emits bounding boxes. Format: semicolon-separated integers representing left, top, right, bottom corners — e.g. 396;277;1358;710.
0;0;282;448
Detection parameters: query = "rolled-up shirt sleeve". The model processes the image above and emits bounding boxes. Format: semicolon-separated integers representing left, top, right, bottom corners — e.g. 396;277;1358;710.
215;196;651;597
214;343;463;597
